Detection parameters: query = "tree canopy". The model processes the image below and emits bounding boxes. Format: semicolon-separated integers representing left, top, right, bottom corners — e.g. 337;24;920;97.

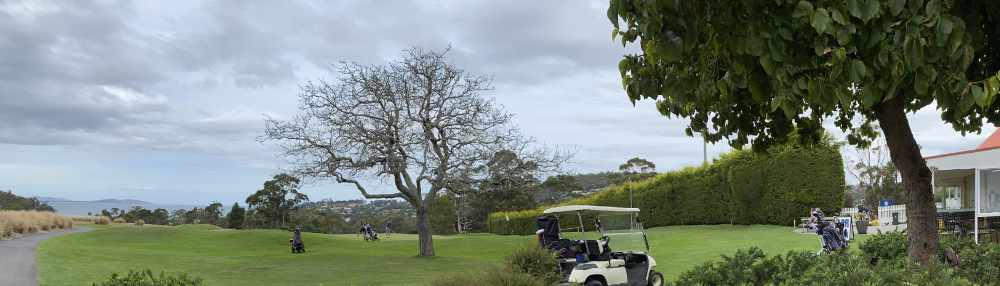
610;0;999;148
608;0;999;264
245;174;309;228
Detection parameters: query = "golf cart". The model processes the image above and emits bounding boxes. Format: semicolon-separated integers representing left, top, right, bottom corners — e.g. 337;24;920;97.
537;205;663;286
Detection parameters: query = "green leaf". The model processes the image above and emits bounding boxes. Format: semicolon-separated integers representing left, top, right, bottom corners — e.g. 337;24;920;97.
811;8;832;34
608;0;620;28
862;87;882;108
985;76;1000;98
972;85;990;108
925;0;941;16
860;0;881;22
906;37;925;66
936;17;953;46
914;68;937;96
831;9;847;25
793;1;815;18
849;60;867;82
889;0;906;16
848;0;862;18
958;88;976;114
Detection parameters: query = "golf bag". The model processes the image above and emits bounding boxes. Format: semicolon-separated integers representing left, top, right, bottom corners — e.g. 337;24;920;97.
537;215;577;259
810;209;848;253
363;228;379;241
290;239;305;253
290;227;305;253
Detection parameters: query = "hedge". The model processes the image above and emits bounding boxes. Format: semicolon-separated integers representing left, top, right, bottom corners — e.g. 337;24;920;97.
488;141;844;235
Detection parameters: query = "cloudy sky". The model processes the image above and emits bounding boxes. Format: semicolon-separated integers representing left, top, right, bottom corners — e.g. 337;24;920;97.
0;0;994;205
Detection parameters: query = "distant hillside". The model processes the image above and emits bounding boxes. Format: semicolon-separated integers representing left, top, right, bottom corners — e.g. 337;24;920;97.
91;199;152;204
36;196;73;202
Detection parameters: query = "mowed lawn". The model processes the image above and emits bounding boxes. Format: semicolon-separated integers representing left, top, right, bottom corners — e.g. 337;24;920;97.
38;224;829;285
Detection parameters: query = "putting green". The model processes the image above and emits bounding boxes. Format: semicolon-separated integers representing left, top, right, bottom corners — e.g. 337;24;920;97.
37;224;831;285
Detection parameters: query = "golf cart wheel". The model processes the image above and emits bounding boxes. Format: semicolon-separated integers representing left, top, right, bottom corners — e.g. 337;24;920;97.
585;279;605;286
647;271;664;286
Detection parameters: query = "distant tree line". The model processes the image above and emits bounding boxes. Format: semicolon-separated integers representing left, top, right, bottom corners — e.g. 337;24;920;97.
97;157;657;234
0;190;55;211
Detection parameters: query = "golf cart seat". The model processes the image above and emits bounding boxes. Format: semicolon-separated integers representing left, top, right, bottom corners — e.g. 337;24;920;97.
583;239;611;261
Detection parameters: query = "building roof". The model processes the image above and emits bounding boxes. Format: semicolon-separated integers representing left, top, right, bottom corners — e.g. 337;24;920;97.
926;129;1000;160
978;128;1000;150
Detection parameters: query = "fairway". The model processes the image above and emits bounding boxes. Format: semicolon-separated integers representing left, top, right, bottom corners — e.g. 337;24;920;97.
38;224;825;285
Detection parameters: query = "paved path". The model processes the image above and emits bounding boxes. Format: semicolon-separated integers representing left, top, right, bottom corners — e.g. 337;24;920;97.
0;227;91;286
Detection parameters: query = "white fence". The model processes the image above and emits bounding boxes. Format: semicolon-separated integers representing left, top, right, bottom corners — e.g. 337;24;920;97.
878;205;907;225
841;205;907;226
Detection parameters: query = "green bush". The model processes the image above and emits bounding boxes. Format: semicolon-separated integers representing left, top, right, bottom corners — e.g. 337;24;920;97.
93;269;203;286
950;240;1000;285
859;232;908;265
490;140;844;234
670;247;973;286
505;245;561;285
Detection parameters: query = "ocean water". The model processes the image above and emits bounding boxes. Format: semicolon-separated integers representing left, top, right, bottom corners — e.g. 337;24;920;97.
47;201;197;216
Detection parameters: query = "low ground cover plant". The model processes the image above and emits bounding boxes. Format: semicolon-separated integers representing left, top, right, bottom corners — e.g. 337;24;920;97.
93;269;203;286
673;233;1000;286
0;210;73;239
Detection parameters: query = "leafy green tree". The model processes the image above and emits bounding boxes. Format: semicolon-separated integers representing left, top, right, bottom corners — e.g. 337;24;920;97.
609;157;658;185
225;203;246;229
608;0;999;263
468;150;542;230
203;202;224;226
538;175;583;205
151;208;169;225
245;174;309;228
427;194;457;234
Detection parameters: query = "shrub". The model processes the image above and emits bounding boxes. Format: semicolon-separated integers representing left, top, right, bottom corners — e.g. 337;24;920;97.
93;269;203;286
951;241;1000;285
0;221;10;240
96;216;112;225
505;245;561;284
430;267;544;286
113;218;127;224
670;247;973;286
135;219;145;226
489;141;844;235
858;232;908;265
0;210;74;238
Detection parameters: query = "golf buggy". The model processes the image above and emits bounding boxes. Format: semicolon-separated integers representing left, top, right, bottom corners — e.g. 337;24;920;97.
536;205;663;286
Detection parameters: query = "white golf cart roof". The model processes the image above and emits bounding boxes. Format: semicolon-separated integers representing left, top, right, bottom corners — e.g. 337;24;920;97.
542;205;640;214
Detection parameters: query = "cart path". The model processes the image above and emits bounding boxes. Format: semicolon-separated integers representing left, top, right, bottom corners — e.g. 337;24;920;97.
0;227;92;286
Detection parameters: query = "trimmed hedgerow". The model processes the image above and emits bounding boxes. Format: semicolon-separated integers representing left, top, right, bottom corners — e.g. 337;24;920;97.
489;140;844;234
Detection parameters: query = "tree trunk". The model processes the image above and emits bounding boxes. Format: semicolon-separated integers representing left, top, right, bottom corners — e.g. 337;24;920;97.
415;204;435;256
876;95;938;265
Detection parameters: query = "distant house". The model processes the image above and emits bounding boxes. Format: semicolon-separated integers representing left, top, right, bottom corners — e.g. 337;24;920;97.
926;128;1000;243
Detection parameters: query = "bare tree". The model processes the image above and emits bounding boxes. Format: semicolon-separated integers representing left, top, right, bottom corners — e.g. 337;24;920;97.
846;132;902;214
262;47;562;256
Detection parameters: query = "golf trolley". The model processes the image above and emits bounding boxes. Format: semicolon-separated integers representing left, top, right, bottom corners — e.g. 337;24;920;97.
537;205;664;286
806;208;849;254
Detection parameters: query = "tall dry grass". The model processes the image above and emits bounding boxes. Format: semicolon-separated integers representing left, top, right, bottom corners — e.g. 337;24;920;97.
0;210;74;239
71;215;111;225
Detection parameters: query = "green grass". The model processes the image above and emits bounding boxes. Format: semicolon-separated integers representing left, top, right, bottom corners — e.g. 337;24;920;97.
38;224;847;285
